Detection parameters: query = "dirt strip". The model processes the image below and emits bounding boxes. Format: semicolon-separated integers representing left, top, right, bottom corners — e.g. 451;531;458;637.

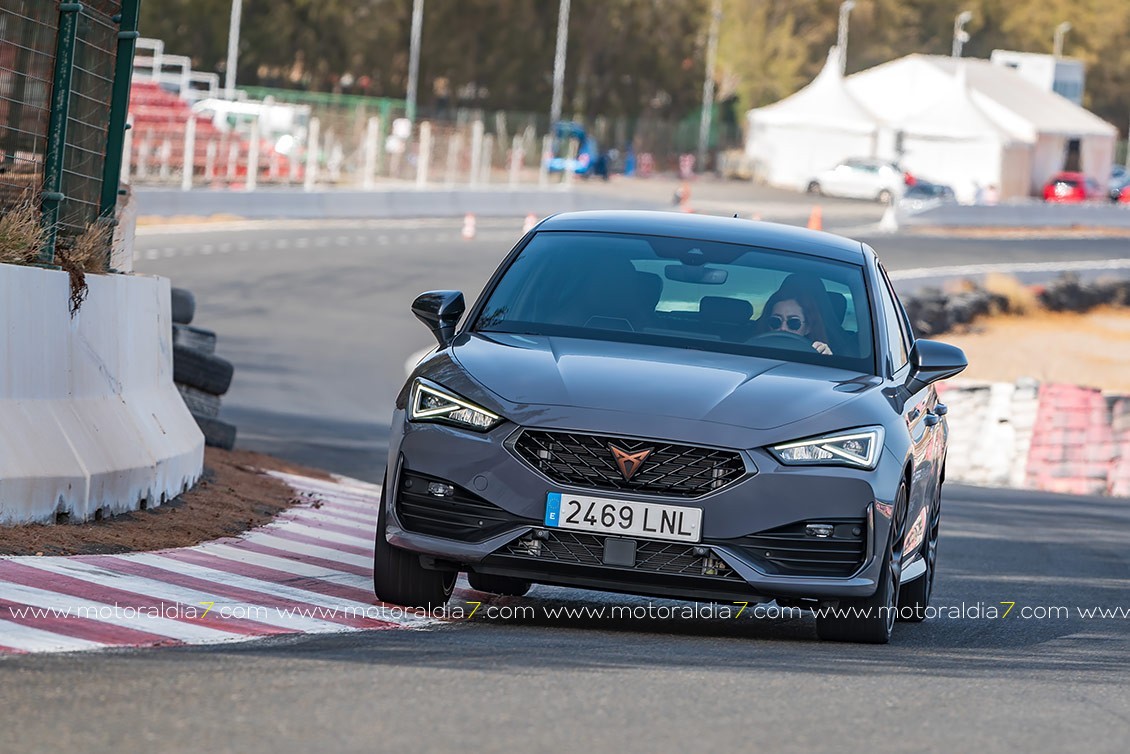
0;449;334;557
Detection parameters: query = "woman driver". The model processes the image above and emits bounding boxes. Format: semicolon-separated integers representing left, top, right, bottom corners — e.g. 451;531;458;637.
757;287;834;355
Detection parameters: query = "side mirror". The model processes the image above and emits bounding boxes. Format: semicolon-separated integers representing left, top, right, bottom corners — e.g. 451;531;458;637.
412;290;465;347
905;339;967;395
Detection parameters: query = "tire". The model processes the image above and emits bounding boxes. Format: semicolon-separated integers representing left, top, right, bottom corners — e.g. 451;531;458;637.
173;324;216;355
173;346;234;396
816;485;907;644
898;484;941;622
468;571;532;597
192;414;236;450
877;189;893;205
177;383;221;418
171;288;195;325
373;477;455;610
806;181;822;195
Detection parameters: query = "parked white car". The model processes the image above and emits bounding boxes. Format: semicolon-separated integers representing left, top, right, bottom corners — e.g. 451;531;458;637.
806;158;912;204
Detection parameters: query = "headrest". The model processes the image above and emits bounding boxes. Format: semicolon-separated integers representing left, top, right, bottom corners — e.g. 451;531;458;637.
699;296;753;324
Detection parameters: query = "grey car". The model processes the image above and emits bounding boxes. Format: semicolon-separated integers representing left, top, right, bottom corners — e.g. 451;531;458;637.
375;211;967;644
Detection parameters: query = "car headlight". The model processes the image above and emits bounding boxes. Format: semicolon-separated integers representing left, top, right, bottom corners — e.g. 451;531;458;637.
770;427;884;469
409;379;502;431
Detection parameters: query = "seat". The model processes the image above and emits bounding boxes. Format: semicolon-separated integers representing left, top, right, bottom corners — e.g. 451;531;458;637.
699;296;754;342
556;262;661;332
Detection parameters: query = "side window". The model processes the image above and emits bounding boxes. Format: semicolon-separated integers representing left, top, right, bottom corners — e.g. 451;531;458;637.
876;270;908;373
880;265;915;347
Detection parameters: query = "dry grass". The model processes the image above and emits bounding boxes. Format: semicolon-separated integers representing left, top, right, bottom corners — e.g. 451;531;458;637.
0;195;45;265
60;219;111;273
944;307;1130;392
982;272;1039;315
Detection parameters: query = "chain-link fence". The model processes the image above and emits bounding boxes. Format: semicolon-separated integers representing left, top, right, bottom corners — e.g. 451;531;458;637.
0;0;135;267
0;2;57;212
58;2;119;246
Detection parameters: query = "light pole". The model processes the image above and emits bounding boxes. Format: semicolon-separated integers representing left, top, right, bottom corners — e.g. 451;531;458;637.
549;0;571;126
225;0;242;99
697;0;722;170
406;0;424;121
1053;21;1072;57
837;1;856;75
952;10;973;58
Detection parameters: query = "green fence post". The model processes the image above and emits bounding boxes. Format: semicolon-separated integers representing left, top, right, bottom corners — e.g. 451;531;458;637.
100;0;141;219
39;2;83;266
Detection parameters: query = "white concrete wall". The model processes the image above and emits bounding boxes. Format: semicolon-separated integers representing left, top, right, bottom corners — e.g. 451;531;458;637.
0;263;204;525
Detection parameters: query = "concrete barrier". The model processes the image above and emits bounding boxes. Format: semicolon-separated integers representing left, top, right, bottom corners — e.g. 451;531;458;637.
901;201;1130;229
0;264;204;525
134;186;657;220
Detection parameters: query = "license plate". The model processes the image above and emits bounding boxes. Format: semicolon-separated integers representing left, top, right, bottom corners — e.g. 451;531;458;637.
544;492;702;543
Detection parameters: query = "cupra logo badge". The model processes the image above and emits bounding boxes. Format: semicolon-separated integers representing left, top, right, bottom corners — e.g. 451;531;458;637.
609;444;653;481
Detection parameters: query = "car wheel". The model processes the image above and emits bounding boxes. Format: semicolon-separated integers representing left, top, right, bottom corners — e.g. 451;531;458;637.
806;181;822;195
815;485;906;644
467;571;532;597
372;476;455;610
898;484;940;622
877;189;893;205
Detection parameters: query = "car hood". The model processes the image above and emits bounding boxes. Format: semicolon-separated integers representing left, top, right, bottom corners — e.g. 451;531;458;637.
451;333;878;431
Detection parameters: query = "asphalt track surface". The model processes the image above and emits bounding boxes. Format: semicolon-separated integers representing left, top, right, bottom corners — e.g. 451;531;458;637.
3;215;1127;752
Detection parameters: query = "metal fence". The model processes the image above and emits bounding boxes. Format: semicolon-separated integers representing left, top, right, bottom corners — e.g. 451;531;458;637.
0;2;57;214
0;0;136;266
130;66;743;191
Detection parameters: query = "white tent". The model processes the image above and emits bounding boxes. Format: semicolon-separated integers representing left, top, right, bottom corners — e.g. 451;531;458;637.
746;48;881;190
847;55;1117;196
895;65;1031;202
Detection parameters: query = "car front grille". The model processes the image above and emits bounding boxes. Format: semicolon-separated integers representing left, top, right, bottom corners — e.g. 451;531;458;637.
501;530;743;582
511;429;747;498
396;471;533;542
721;519;867;578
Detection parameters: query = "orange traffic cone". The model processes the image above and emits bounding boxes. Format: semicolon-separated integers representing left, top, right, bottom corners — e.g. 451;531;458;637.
461;213;477;240
522;213;537;234
806;205;823;231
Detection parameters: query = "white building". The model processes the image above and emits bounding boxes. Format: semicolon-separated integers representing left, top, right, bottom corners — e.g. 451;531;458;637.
990;50;1085;106
746;52;1118;201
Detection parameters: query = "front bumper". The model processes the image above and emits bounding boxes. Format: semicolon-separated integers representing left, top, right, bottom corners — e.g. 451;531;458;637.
385;415;902;602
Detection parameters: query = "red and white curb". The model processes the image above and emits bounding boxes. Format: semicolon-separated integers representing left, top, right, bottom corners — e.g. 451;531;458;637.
0;473;464;655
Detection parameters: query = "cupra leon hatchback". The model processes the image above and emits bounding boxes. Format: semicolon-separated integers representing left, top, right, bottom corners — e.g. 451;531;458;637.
375;211;967;643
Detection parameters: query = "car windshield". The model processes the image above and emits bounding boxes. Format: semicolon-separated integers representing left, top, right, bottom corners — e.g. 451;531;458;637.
474;230;876;374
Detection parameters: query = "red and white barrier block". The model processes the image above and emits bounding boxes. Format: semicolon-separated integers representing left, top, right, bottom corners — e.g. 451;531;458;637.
941;379;1130;497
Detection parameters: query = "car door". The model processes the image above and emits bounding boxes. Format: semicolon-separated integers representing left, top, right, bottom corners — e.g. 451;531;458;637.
821;162;853;195
876;265;934;534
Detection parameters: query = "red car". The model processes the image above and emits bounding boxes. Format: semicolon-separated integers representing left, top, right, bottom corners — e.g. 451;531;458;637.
1120;186;1130;204
1042;171;1102;202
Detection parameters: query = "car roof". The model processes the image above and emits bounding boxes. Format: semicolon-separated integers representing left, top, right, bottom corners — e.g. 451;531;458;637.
536;211;866;264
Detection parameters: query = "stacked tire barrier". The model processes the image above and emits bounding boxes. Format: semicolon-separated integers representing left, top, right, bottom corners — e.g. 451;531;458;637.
171;288;238;450
901;273;1130;337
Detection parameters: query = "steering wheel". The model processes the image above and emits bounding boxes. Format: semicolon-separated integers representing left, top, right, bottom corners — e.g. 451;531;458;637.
749;330;814;351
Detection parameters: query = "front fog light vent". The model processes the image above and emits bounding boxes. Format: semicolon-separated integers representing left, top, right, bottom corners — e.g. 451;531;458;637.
427;482;454;497
805;523;835;538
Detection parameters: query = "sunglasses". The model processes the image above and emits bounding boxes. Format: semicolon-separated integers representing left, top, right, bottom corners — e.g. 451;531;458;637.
768;315;805;332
